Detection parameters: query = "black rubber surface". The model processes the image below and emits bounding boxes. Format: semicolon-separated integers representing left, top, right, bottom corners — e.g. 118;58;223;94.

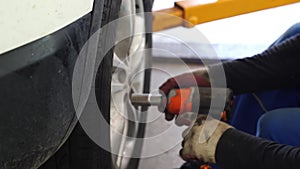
41;0;153;168
0;0;151;168
0;14;91;169
40;0;122;168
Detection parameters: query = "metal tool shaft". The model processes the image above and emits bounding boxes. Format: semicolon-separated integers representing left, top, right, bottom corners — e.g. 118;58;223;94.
130;93;162;106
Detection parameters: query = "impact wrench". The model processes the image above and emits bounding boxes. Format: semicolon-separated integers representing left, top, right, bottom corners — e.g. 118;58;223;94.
131;87;233;122
130;87;234;169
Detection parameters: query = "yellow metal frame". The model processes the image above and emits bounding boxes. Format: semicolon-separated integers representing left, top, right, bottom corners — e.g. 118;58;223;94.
153;0;300;31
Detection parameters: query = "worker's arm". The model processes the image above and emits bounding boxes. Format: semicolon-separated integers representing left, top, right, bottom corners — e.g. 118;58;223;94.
160;34;300;109
181;116;300;169
209;34;300;95
216;128;300;169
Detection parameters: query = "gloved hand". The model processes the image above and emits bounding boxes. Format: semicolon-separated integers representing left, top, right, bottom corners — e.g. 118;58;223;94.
180;115;233;163
159;68;210;121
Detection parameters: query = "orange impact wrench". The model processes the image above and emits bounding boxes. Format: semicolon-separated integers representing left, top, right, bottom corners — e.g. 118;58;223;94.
131;87;233;169
131;87;233;122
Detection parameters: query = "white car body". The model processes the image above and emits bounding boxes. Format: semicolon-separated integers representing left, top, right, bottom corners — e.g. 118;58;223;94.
0;0;94;54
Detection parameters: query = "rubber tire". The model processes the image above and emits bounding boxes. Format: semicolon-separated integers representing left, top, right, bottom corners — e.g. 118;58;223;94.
39;0;153;168
39;0;122;168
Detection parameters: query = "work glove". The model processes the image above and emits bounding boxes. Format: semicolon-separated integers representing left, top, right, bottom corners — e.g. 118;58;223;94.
159;68;210;121
180;115;233;163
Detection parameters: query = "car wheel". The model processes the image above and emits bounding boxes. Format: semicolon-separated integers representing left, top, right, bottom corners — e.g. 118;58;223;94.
110;0;151;168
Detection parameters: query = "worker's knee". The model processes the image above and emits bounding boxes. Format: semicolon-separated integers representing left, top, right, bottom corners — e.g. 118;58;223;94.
256;110;279;139
270;23;300;46
280;23;300;40
256;108;300;146
288;23;300;32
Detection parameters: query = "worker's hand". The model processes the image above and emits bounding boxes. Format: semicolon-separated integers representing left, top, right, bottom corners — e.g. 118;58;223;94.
180;115;233;163
159;68;210;121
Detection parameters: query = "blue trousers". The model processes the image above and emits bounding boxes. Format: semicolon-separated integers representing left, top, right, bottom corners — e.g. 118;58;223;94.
257;108;300;146
230;23;300;146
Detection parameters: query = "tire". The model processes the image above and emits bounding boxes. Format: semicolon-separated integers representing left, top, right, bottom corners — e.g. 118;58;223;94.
39;0;121;168
39;0;152;169
0;12;91;169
